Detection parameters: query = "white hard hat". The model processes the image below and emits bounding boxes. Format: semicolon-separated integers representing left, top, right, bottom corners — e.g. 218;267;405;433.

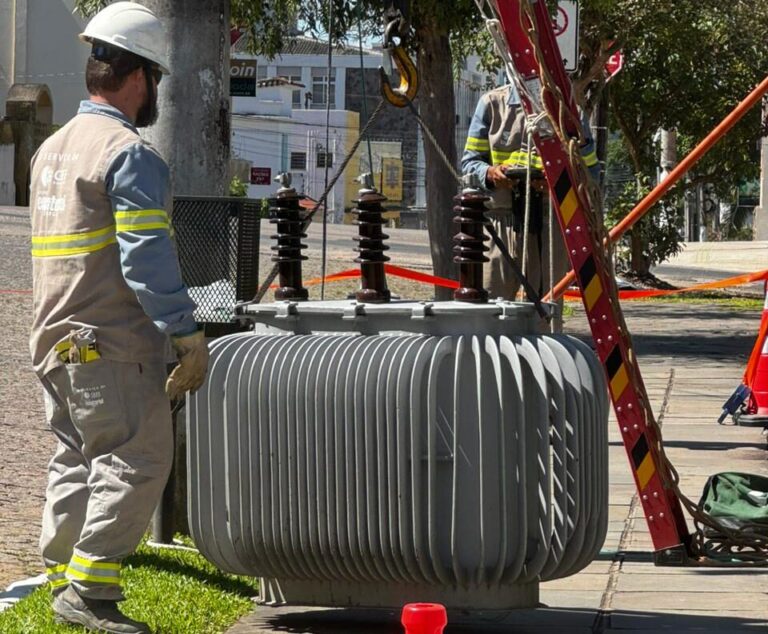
79;2;170;74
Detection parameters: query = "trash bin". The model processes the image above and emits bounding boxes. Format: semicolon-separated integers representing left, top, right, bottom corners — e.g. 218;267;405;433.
172;196;262;336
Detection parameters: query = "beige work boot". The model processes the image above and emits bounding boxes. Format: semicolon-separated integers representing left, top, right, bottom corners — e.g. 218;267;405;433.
53;586;150;633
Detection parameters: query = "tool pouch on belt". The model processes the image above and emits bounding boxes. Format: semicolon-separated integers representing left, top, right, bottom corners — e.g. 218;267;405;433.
54;328;101;364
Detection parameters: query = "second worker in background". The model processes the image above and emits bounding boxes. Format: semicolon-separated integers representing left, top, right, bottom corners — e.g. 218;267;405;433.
461;83;600;317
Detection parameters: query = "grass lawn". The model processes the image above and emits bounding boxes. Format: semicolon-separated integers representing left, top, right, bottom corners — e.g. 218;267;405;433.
637;293;764;310
0;539;258;634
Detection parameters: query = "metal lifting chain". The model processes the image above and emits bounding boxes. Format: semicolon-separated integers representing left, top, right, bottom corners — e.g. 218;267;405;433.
252;99;387;303
512;0;767;564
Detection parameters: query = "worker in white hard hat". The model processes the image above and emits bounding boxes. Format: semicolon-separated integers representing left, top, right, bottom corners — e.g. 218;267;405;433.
29;3;208;632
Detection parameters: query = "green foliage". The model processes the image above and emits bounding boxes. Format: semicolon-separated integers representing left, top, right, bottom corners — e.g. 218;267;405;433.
604;177;683;272
229;175;248;197
230;0;482;59
640;294;764;310
586;0;768;272
0;539;258;634
72;0;106;17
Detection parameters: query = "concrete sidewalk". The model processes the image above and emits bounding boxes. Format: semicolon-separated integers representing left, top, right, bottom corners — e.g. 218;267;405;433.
227;304;768;633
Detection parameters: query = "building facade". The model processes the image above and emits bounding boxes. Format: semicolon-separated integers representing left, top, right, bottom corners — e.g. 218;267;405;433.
0;0;89;125
234;35;419;208
231;78;360;220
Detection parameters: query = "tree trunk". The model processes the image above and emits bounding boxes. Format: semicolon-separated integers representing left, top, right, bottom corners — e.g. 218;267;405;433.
415;21;456;300
138;0;230;196
135;0;231;540
630;176;649;275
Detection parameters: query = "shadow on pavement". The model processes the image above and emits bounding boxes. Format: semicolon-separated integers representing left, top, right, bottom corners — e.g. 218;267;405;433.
240;604;767;632
573;332;755;361
609;439;767;451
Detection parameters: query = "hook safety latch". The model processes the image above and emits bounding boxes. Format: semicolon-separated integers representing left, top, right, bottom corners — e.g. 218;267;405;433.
379;19;419;108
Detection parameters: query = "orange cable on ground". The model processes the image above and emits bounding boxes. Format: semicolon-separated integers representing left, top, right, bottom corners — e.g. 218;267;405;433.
547;74;768;301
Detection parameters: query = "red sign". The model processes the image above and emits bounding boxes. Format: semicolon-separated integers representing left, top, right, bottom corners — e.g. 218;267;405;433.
605;51;624;80
250;167;271;185
552;7;569;36
231;28;245;46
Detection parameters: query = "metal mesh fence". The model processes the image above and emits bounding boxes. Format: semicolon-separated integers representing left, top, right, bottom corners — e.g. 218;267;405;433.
172;197;262;335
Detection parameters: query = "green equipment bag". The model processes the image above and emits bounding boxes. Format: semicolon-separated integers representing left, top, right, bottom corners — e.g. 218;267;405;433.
699;472;768;536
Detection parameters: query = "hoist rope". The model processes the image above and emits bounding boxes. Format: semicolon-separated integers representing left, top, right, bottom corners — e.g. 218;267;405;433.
521;128;534;293
548;195;555;333
320;0;335;300
503;0;767;565
357;9;375;179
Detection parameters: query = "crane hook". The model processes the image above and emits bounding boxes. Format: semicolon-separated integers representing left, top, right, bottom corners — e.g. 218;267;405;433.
379;18;419;108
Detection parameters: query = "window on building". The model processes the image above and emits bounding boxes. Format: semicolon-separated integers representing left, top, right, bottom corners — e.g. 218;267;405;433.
290;152;307;171
256;64;268;80
317;151;334;168
277;65;302;107
311;67;336;109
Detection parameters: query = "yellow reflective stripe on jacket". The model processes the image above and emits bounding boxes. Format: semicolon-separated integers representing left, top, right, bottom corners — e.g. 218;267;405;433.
115;209;170;233
465;136;490;152
581;149;598;167
67;554;121;585
492;149;544;169
31;225;116;258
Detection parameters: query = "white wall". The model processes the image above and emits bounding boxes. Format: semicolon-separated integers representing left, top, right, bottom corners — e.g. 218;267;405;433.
0;1;89;124
232;108;357;219
249;50;382;111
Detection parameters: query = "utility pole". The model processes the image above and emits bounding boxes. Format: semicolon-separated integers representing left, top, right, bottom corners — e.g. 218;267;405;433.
138;0;231;196
754;99;768;240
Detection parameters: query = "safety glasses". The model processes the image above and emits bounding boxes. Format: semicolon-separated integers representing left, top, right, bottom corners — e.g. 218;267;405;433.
146;65;162;85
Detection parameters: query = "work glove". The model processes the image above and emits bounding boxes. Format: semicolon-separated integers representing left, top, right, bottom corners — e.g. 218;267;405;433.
166;329;209;401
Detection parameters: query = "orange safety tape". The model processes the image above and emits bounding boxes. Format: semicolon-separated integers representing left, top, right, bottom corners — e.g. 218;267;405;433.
273;266;768;304
562;269;768;301
0;289;32;294
274;265;460;290
384;264;459;289
743;280;768;386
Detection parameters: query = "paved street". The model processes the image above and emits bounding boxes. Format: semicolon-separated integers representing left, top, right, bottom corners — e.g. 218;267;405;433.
0;208;766;632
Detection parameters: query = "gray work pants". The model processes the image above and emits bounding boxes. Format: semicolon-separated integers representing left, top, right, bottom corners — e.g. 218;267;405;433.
483;210;567;331
39;358;173;600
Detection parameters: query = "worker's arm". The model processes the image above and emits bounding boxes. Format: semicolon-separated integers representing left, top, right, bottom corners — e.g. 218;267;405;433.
461;96;493;186
106;142;198;337
578;112;600;181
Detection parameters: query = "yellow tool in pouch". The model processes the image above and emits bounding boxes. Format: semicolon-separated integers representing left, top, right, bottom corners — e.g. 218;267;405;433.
54;328;101;364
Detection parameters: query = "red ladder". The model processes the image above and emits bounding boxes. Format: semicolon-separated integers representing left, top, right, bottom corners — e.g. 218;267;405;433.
489;0;691;563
